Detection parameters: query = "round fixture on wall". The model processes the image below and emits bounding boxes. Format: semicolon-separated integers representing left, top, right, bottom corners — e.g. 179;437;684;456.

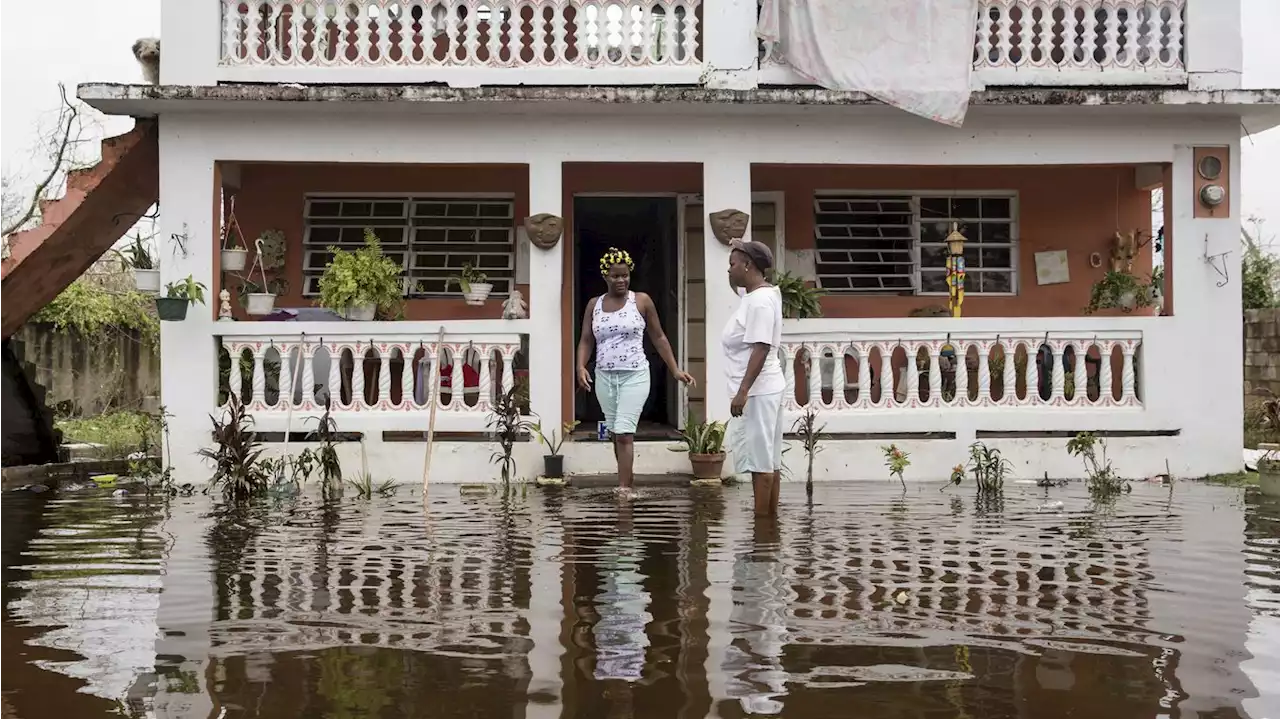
1200;184;1226;207
1197;155;1223;181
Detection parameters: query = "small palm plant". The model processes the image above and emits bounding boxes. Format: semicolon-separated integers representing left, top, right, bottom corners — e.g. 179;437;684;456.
792;407;825;498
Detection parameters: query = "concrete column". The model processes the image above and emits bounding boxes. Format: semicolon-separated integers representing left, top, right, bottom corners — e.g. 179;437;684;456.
1167;140;1243;475
702;0;760;90
160;0;220;85
702;157;752;422
527;159;563;432
158;124;218;480
1184;0;1243;90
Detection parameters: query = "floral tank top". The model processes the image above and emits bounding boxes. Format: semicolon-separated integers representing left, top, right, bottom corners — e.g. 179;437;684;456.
592;291;648;372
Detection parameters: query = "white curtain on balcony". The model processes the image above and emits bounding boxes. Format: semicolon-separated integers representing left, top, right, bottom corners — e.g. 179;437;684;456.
758;0;978;127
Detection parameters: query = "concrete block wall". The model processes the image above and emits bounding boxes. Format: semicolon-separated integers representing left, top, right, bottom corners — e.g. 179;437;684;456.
1244;309;1280;400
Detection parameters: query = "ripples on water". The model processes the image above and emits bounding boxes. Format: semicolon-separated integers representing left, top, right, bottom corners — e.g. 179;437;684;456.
2;481;1278;719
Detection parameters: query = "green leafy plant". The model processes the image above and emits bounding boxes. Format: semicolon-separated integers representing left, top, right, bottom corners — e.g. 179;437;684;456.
317;229;405;313
197;395;270;500
348;472;397;499
31;277;158;343
307;403;343;493
670;413;727;455
487;384;531;484
772;270;826;319
118;235;154;270
1085;271;1155;315
882;444;910;490
531;419;580;457
447;263;489;294
1066;431;1130;498
164;275;207;305
948;442;1012;496
792;407;825;497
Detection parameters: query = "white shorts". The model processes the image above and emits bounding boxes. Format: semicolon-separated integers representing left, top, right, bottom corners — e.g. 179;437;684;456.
728;391;785;474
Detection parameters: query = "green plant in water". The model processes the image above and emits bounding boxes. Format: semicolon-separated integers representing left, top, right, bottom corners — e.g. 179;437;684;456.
307;403;343;492
164;275;207;305
882;443;910;490
1066;431;1130;498
670;412;727;455
347;471;397;499
531;418;580;457
948;441;1012;496
197;395;270;500
316;229;405;314
446;263;489;294
791;407;825;498
1085;271;1155;315
772;270;826;319
487;383;531;484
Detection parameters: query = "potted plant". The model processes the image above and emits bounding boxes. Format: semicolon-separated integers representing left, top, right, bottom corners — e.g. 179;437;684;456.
220;225;248;272
1258;444;1280;497
532;418;580;481
1085;271;1154;314
156;275;207;321
774;270;826;319
317;229;404;320
448;263;493;306
669;413;727;481
120;235;160;294
241;280;277;316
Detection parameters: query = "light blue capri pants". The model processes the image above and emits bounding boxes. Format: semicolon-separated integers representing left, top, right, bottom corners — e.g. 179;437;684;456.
595;369;651;435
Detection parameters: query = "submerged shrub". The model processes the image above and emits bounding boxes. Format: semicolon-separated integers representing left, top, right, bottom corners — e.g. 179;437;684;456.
198;395;270;501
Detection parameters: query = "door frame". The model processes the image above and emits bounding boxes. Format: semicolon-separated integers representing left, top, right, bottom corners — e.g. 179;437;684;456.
571;193;683;430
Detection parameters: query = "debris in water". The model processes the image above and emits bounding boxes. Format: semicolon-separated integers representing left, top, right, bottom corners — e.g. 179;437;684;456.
1038;500;1065;512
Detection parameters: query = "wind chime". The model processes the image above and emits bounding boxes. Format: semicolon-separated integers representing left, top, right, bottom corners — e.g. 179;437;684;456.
945;222;968;318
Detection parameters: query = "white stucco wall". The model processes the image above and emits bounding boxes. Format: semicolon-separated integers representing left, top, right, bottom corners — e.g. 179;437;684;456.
154;107;1243;483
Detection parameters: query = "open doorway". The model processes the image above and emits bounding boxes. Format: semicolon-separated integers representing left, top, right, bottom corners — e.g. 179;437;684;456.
573;196;680;438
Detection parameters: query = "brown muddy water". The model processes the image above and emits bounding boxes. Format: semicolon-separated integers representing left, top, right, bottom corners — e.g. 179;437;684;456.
2;481;1278;719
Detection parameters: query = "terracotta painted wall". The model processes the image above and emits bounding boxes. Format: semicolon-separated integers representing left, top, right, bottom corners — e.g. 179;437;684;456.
752;164;1155;318
228;163;529;320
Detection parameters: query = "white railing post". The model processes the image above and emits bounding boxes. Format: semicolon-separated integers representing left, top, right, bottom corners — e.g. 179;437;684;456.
702;156;751;421
1184;0;1242;90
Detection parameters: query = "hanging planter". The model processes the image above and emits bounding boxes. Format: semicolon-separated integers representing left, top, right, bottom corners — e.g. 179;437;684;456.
244;289;277;316
220;197;249;273
221;248;248;272
1085;271;1155;315
157;275;207;322
135;269;161;294
117;235;160;294
155;297;189;321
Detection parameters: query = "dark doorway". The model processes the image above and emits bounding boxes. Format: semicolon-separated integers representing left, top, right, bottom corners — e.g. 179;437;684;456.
573;197;680;435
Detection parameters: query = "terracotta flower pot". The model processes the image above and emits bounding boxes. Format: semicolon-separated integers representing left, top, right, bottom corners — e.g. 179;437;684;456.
689;452;726;481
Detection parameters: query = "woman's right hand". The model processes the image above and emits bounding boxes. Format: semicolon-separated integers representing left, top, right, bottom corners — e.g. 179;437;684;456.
577;366;593;391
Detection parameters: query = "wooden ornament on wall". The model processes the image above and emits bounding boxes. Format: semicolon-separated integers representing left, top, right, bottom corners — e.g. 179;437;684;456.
524;213;564;250
709;208;749;246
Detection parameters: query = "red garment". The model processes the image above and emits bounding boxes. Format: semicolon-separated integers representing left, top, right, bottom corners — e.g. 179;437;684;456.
439;363;480;389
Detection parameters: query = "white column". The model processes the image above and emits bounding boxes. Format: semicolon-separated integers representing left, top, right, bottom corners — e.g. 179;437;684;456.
701;0;759;90
161;0;220;85
159;123;218;481
1184;0;1242;90
702;157;752;422
1165;139;1243;476
528;159;563;432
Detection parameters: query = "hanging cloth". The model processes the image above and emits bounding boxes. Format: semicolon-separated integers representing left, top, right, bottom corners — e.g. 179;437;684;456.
758;0;979;128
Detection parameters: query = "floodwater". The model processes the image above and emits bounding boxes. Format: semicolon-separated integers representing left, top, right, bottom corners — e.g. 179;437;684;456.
2;481;1278;719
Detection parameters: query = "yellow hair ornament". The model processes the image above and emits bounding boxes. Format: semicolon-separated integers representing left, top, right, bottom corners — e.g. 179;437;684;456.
599;247;634;276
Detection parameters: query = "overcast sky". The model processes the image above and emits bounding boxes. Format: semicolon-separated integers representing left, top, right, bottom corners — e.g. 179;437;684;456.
2;0;1277;243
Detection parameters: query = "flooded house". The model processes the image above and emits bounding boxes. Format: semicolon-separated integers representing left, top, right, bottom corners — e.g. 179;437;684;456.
7;0;1277;483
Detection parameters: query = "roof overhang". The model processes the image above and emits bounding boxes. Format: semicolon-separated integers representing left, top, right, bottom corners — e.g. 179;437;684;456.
78;83;1280;134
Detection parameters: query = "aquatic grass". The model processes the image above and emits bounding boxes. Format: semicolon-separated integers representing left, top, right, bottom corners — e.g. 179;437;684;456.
1066;431;1130;498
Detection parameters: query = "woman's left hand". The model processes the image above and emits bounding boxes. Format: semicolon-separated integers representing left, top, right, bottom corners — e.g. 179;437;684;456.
674;369;696;387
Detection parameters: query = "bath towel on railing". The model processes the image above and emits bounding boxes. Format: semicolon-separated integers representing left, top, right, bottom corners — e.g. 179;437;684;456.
758;0;979;127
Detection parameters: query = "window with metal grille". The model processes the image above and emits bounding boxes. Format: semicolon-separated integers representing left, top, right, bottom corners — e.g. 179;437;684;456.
812;193;1017;295
302;196;515;298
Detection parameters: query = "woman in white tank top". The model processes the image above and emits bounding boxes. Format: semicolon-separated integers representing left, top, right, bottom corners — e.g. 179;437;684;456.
576;247;694;494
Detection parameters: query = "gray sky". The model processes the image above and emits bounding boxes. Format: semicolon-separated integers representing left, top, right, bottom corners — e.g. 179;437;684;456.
2;0;1276;243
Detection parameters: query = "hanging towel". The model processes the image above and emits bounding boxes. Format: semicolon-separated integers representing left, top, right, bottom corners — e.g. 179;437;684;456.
758;0;979;127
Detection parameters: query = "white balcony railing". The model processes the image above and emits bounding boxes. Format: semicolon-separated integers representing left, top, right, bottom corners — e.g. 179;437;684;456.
780;321;1145;424
218;0;703;84
218;322;526;433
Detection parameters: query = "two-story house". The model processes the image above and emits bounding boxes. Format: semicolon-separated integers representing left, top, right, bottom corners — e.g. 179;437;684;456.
12;0;1278;482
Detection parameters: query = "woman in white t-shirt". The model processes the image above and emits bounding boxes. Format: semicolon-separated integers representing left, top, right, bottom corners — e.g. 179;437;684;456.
723;241;786;517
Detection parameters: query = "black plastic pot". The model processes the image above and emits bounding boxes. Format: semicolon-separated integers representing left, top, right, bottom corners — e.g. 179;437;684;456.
543;454;564;479
155;297;190;321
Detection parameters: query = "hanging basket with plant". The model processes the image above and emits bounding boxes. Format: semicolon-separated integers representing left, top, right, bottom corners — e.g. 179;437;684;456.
669;413;728;481
1085;271;1155;315
448;263;493;306
118;235;160;294
220;197;249;273
773;270;826;319
317;229;405;321
156;275;207;321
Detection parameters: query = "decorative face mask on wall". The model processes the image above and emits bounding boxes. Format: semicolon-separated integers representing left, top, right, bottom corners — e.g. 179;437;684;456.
524;214;564;250
708;209;749;246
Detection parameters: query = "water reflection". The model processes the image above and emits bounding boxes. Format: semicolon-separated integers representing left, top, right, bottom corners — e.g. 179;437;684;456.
1;481;1278;718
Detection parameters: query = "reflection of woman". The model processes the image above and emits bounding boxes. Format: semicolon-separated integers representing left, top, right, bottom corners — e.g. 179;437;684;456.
723;241;786;517
577;247;694;494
